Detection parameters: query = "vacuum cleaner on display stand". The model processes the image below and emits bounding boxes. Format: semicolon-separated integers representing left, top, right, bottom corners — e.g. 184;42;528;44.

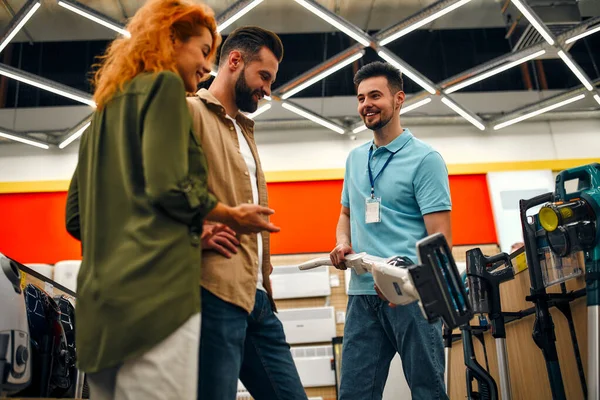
0;253;31;397
462;248;515;400
520;162;600;400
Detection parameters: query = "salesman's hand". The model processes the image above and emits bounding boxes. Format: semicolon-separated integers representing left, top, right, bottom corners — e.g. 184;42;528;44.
201;223;240;258
329;243;353;270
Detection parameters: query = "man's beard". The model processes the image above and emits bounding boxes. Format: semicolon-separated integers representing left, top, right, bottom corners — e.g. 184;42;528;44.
235;68;261;113
364;109;392;131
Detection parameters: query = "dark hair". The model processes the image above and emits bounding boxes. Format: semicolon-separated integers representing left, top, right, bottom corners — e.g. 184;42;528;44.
219;26;284;66
353;61;403;94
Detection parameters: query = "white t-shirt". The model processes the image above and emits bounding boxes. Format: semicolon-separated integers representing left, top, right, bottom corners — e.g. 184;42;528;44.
226;115;265;292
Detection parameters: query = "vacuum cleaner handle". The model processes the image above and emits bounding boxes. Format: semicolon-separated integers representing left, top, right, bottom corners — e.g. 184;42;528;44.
520;192;554;217
556;162;600;201
297;257;331;270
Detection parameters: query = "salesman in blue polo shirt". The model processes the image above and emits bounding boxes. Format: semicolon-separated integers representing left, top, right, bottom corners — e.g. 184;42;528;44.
330;61;452;400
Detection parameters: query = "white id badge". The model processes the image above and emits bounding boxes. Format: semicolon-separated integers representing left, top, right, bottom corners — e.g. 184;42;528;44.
365;197;381;224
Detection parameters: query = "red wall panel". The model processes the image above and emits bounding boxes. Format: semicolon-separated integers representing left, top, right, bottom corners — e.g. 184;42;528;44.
0;192;81;263
0;175;497;263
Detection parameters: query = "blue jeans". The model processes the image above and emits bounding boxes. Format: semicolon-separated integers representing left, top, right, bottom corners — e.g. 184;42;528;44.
340;295;447;400
198;288;307;400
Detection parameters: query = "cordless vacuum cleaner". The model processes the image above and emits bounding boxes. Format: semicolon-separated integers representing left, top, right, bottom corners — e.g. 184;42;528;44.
0;253;31;397
535;162;600;400
298;233;473;330
520;162;600;400
463;249;515;400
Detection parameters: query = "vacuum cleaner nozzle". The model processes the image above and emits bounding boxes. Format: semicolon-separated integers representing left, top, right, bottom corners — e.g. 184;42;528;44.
412;233;473;330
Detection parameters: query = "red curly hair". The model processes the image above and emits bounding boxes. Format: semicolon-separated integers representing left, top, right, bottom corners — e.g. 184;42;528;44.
92;0;221;109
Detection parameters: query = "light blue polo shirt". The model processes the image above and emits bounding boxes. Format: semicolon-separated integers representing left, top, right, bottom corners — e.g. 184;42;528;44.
341;129;452;295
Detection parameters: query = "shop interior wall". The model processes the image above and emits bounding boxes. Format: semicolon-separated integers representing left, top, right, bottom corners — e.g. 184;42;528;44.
0;174;496;263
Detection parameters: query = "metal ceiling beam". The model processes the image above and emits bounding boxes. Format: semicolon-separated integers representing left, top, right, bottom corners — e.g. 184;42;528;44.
438;43;547;90
291;0;374;47
217;0;257;23
558;16;600;45
216;0;264;33
434;15;600;93
273;44;364;98
376;47;438;94
57;0;130;38
490;78;600;128
375;0;471;45
255;109;600;132
0;0;35;45
509;0;555;45
281;99;346;134
0;62;95;107
0;126;50;149
57;114;93;149
0;0;39;53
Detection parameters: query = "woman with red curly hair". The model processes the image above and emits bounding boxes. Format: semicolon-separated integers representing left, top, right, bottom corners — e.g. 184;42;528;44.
65;1;279;399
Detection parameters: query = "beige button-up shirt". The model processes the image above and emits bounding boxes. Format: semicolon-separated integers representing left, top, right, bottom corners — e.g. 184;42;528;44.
186;89;275;313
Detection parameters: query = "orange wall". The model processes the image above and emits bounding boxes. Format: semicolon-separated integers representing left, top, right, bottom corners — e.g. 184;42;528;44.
0;192;81;263
0;175;497;264
268;175;497;254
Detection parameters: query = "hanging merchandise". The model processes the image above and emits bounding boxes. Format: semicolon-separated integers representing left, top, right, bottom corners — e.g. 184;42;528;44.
13;284;71;398
0;253;31;397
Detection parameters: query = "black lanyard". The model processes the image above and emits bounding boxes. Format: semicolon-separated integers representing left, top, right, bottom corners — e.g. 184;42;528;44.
368;145;399;199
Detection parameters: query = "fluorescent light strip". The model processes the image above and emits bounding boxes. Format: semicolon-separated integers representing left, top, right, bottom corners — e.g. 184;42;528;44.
247;103;272;119
401;97;433;114
0;68;96;107
441;97;485;130
493;94;586;130
566;24;600;44
594;94;600;106
352;97;432;134
282;102;345;134
59;121;91;149
293;0;371;47
282;52;364;99
352;125;368;134
446;50;546;94
380;0;471;46
58;1;130;38
217;0;264;33
557;50;594;91
510;0;554;45
377;50;436;94
0;131;49;149
0;2;41;54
